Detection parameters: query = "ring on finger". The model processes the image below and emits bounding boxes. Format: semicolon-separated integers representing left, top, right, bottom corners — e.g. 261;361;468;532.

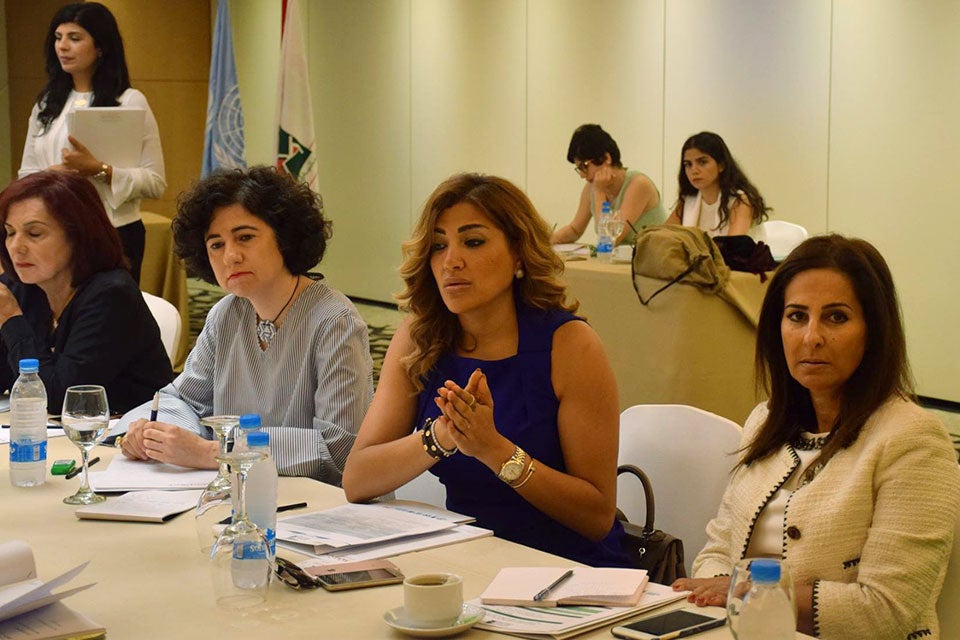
467;395;477;411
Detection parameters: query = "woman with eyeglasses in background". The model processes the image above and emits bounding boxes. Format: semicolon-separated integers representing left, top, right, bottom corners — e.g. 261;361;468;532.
550;124;667;246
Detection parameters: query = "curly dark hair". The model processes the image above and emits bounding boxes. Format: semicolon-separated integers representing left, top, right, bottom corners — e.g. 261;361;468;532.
746;234;913;476
566;124;622;167
172;166;332;284
37;2;130;132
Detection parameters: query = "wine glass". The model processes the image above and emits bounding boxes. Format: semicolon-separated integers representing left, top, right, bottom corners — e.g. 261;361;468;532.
195;416;240;553
604;212;625;240
210;449;273;610
726;558;796;639
61;385;110;505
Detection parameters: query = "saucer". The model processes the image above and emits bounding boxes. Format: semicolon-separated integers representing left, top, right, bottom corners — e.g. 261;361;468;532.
383;603;484;638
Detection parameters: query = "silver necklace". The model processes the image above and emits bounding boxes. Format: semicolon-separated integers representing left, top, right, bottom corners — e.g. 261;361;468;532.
256;276;299;345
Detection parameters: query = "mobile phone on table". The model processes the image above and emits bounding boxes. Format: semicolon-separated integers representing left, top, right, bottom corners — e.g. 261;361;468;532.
51;459;76;475
611;609;725;639
303;559;404;591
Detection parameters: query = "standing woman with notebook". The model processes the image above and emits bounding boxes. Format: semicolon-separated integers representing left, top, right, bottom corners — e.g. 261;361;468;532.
18;2;165;283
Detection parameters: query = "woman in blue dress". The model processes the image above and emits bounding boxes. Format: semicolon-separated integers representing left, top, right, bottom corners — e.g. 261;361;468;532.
343;173;627;567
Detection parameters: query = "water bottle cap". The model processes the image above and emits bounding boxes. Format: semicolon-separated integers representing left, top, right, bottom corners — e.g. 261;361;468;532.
238;413;261;429
246;431;269;447
751;559;781;583
601;201;611;213
18;359;39;373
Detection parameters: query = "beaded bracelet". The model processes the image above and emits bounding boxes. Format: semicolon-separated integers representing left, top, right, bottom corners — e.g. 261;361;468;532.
420;418;457;459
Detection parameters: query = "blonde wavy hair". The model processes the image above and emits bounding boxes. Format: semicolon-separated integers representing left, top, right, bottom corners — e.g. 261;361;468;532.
397;173;577;391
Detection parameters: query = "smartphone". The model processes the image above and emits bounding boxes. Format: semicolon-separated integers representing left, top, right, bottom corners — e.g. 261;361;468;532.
303;559;404;592
611;609;725;639
50;459;76;475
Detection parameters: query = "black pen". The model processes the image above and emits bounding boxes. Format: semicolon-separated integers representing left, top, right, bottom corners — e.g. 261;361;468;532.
533;569;574;602
653;616;726;639
149;391;160;422
65;456;100;480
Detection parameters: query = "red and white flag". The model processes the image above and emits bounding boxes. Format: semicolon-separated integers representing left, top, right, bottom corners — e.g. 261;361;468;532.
276;0;317;189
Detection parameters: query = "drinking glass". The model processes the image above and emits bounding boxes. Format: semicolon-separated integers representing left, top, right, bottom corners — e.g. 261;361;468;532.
195;416;240;553
61;385;110;505
210;450;273;610
604;212;625;239
726;558;796;639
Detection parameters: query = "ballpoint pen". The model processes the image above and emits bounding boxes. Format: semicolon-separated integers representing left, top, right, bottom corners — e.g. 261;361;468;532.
149;391;160;422
533;569;574;602
65;456;100;480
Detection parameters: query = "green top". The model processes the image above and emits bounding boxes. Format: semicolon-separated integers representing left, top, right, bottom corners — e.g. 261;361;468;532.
591;169;668;244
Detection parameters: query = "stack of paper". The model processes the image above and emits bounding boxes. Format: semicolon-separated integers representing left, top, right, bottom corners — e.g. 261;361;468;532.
75;489;203;523
276;501;492;565
87;456;216;492
474;582;687;639
553;243;591;260
481;567;649;607
0;541;103;640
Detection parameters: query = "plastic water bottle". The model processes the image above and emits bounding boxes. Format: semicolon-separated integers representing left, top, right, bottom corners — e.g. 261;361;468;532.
233;413;261;452
596;201;614;262
245;431;278;556
737;559;795;640
9;359;48;487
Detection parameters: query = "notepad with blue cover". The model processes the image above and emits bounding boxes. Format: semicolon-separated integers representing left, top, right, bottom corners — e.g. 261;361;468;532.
480;567;649;607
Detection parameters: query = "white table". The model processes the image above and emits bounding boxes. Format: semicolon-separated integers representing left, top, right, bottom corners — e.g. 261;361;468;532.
2;439;813;639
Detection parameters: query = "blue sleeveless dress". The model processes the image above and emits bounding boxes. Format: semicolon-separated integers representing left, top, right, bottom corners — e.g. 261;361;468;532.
415;301;629;567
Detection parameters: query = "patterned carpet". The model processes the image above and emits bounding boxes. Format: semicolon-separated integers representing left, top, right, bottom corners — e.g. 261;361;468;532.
187;278;397;386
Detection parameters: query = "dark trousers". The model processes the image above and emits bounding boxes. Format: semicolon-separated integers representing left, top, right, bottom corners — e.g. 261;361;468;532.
116;219;146;285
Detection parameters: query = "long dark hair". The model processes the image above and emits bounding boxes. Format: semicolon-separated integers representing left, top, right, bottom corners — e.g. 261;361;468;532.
745;235;913;473
675;132;769;230
36;2;130;132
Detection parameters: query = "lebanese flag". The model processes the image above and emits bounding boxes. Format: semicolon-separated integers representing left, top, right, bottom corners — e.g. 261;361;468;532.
276;0;317;189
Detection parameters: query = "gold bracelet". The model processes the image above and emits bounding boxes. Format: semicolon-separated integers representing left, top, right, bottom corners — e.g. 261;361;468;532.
510;459;536;489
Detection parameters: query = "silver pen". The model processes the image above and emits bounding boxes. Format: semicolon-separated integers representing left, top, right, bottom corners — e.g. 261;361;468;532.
533;569;574;602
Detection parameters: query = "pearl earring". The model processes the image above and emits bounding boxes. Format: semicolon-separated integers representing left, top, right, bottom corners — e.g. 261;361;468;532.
515;267;525;279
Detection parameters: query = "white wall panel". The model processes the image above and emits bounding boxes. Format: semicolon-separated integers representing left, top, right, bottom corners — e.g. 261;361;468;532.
663;1;830;234
830;1;960;400
527;0;664;241
308;0;412;302
410;0;527;208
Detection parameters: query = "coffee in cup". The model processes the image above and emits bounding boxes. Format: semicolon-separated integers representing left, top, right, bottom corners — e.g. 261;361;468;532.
403;573;463;628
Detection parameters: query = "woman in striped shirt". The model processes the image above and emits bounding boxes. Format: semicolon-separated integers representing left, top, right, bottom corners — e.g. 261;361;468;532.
117;167;373;485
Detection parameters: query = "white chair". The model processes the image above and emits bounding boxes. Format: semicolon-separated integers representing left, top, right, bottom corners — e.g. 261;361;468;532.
142;291;182;364
617;404;742;576
395;471;447;509
936;505;960;637
749;220;809;261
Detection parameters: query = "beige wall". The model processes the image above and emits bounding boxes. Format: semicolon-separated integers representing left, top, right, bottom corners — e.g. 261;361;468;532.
0;1;9;187
4;0;210;217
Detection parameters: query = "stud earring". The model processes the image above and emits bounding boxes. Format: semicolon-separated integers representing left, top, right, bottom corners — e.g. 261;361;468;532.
515;267;525;279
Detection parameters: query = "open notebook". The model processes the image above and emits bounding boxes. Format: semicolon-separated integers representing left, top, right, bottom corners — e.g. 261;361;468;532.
480;567;649;607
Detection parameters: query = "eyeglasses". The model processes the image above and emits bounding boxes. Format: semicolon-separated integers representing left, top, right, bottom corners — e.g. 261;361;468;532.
573;160;592;176
275;556;321;590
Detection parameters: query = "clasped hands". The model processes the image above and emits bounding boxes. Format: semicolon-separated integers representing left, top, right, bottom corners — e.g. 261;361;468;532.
431;368;504;460
121;418;219;470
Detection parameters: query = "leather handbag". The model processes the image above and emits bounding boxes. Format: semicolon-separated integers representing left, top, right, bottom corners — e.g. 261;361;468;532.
713;235;777;281
616;464;687;583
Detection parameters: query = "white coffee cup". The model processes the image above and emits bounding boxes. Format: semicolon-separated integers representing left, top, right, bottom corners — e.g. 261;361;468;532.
403;573;463;628
614;244;633;262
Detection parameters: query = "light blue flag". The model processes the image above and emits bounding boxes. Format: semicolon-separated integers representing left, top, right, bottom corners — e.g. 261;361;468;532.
202;0;245;177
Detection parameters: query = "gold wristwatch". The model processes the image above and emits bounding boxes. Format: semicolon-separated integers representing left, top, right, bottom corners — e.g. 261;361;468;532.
93;163;109;182
497;446;526;483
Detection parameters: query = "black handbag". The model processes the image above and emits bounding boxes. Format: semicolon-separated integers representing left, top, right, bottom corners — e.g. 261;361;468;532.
616;464;687;584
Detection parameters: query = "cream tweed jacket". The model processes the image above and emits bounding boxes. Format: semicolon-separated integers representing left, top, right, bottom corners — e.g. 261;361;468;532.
694;398;960;639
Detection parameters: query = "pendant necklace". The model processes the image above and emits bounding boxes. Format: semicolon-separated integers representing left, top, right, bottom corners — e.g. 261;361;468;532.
256;276;299;345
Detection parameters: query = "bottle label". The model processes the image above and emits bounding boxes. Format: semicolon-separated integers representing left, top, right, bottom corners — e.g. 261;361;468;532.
10;441;47;463
232;529;275;560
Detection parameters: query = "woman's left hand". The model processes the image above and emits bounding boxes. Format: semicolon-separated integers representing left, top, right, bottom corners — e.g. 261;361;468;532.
671;576;731;607
435;368;502;458
61;136;102;176
0;282;23;325
592;164;617;198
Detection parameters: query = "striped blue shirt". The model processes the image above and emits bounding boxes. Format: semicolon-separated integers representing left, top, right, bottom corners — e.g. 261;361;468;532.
117;278;373;485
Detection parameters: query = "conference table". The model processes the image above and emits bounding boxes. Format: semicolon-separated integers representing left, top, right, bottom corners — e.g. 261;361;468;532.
2;439;814;639
560;258;770;425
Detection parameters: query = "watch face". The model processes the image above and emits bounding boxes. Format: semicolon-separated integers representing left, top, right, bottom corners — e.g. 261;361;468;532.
500;460;523;481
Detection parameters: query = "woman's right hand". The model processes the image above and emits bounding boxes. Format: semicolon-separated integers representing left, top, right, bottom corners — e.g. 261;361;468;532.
120;418;151;460
0;282;23;326
671;576;731;607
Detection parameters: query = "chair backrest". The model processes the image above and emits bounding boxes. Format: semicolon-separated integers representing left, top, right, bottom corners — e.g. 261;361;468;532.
936;504;960;637
395;471;447;509
142;291;182;363
618;404;742;575
749;220;809;260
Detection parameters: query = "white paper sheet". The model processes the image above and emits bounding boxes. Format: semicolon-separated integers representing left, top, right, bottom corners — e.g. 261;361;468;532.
288;524;493;565
87;456;216;491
